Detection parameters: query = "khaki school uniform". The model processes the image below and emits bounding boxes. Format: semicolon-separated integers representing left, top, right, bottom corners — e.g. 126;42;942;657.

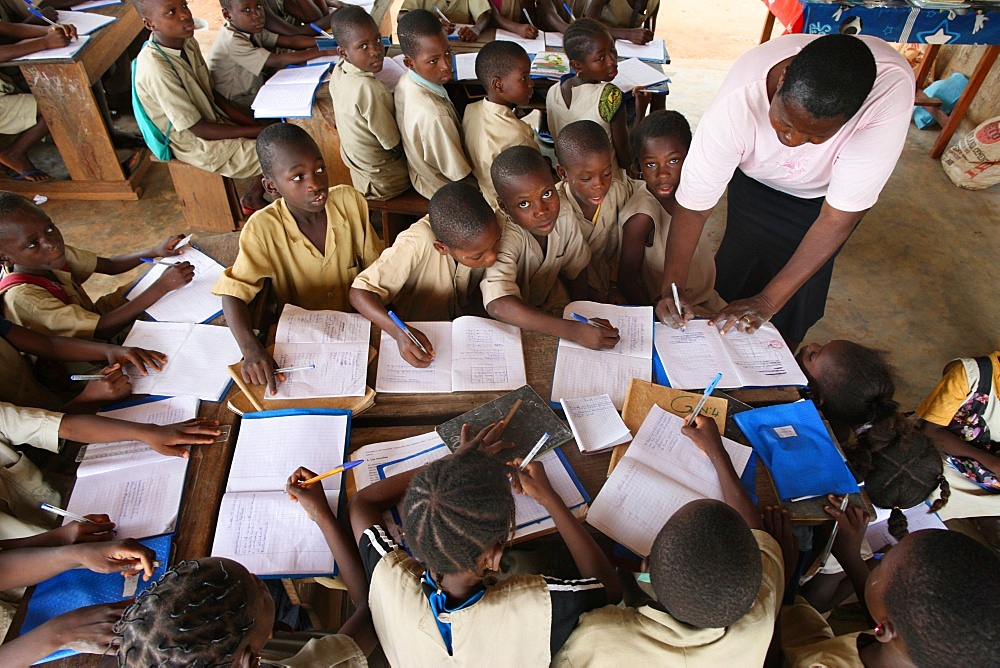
400;0;490;23
556;178;633;299
780;597;866;668
554;531;784;667
0;75;36;135
0;337;61;410
620;185;724;310
597;0;660;28
330;60;410;200
262;631;367;667
481;206;591;313
0;402;62;539
212;186;381;312
462;99;538;209
134;39;260;178
207;23;280;115
352;216;489;321
394;74;472;200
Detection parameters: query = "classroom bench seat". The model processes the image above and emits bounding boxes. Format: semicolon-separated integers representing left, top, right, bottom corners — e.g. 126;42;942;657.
153;157;244;233
367;189;429;245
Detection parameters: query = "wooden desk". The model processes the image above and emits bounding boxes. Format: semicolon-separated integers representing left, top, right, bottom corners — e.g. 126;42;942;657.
1;4;151;200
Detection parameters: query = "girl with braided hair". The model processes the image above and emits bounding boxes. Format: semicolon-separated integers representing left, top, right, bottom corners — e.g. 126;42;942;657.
349;423;621;666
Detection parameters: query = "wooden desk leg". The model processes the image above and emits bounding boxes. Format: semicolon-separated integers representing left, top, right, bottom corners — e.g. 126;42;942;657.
930;45;1000;160
914;43;941;89
760;9;777;45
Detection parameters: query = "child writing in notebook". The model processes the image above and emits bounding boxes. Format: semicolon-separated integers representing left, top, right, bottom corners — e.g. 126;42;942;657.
207;0;323;116
554;416;785;666
0;192;193;340
349;426;622;665
489;0;540;39
538;0;655;45
394;10;474;199
554;120;633;301
399;0;491;41
213;123;380;395
462;39;539;209
481;146;620;351
328;6;410;201
351;182;502;368
619;111;723;310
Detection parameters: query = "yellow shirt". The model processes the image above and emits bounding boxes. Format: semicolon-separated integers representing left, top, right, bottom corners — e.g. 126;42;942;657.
597;0;660;28
915;353;1000;427
351;216;485;321
400;0;490;23
212;186;382;311
462;100;538;209
780;598;866;668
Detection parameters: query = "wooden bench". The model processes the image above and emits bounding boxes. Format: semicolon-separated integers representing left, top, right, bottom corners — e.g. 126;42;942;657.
367;189;429;245
153;157;244;233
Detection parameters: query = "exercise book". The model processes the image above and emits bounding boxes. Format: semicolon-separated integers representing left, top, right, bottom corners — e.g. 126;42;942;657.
611;58;669;92
865;502;947;553
551;301;653;410
561;394;631;454
252;63;330;118
495;27;546;53
126;245;225;323
614;37;668;63
55;10;116;34
587;404;752;556
375;316;526;393
11;35;90;61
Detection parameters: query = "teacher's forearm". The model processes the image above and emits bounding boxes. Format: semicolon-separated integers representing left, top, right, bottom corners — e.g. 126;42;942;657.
661;205;712;294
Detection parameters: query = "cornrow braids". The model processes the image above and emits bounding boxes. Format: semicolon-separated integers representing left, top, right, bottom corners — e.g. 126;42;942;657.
115;559;257;667
563;18;611;63
400;451;515;579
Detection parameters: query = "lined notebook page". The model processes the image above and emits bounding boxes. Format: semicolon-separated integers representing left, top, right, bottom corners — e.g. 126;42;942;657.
379;442;448;479
512;450;587;540
268;342;368;399
125;322;243;400
274;305;370;344
350;431;443;490
560;394;631;453
375;322;453;393
227;413;349;493
126;247;225;324
654;321;741;390
451;317;526;391
719;322;807;387
587;405;751;556
560;302;653;358
552;348;650;410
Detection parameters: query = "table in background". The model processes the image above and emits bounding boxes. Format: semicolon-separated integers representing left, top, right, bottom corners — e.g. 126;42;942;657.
759;0;1000;158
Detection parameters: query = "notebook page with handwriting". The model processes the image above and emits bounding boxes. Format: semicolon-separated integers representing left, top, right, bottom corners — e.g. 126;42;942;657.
560;302;653;358
511;450;587;540
718;322;807;387
653;321;742;390
274;305;371;344
375;321;453;393
552;348;650;410
560;394;632;453
126;247;225;324
451;316;526;391
350;431;444;490
268;342;368;399
126;323;242;400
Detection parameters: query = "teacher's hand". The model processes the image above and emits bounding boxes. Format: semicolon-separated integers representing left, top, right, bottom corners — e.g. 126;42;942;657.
655;293;693;329
709;293;777;335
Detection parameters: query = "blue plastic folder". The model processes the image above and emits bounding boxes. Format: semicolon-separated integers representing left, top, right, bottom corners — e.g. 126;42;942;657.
20;533;172;663
733;402;858;502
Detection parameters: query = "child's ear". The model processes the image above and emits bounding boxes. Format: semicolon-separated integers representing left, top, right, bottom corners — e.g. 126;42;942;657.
432;240;451;256
336;45;347;59
142;17;155;31
555;164;568;182
568;58;583;73
402;54;414;70
874;619;898;643
490;75;503;94
221;7;231;21
261;175;279;197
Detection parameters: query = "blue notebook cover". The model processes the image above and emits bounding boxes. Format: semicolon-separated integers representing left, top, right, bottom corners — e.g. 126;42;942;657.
21;534;173;663
733;401;858;502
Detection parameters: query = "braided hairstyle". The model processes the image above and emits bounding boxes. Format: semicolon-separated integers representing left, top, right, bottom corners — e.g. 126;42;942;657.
809;341;897;428
115;558;259;667
400;450;515;581
846;415;950;541
563;18;612;64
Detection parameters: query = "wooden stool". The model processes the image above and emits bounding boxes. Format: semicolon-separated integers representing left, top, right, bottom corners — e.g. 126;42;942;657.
153;157;243;233
367;189;429;245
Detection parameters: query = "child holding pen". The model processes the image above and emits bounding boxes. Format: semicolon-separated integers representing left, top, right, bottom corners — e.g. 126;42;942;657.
399;0;492;41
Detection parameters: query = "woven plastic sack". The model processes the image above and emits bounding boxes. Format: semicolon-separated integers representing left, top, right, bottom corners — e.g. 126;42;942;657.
941;116;1000;190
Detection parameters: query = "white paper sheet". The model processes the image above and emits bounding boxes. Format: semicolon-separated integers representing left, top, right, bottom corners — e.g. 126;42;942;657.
451;317;526;391
511;450;587;539
454;52;478;81
614;38;667;62
375;321;454;393
719;322;807;387
274;304;370;344
866;503;947;553
560;302;653;358
543;31;563;48
268;342;368;399
11;35;90;61
610;57;669;91
374;55;407;92
379;442;449;479
495;27;545;53
350;431;444;490
252;63;329;118
126;247;225;324
560;394;631;453
70;0;120;9
55;10;116;34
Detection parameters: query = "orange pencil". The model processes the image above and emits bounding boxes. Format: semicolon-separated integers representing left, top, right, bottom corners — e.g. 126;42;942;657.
298;460;364;487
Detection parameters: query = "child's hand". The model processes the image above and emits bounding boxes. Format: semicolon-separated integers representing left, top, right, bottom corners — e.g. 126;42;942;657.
632;86;652;112
151;234;188;258
439;18;456;34
38;600;130;655
394;326;434;368
681;415;725;457
455;422;515;457
761;505;798;580
655;293;693;329
72;538;157;580
107;346;167;375
517;23;539;39
142;418;221;457
48;515;116;545
284;467;336;523
458;25;479;41
825;494;870;563
571;320;620;350
241;344;282;395
624;27;653;44
151;261;195;295
510;459;557;504
43;25;72;49
74;364;131;405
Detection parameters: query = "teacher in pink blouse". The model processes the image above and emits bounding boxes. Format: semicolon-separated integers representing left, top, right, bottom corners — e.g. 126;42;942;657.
656;34;914;347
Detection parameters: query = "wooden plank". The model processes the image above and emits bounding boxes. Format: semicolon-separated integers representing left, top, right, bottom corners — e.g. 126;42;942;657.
930;44;1000;159
165;161;241;233
0;175;142;200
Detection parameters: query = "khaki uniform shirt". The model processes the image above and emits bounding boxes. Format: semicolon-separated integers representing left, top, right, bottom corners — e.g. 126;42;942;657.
207;23;280;115
462;100;538;209
0;401;62;538
330;59;410;200
394;74;472;200
212;186;382;311
400;0;490;23
134;39;260;178
0;337;61;409
598;0;660;28
0;74;36;135
352;216;485;321
262;632;367;667
554;531;784;667
481;207;591;310
780;598;865;668
546;81;625;178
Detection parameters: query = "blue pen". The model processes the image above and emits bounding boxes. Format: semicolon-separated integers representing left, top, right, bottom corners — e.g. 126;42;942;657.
309;22;335;39
387;310;430;356
22;1;65;33
562;2;576;21
570;312;613;329
686;372;723;426
140;257;175;266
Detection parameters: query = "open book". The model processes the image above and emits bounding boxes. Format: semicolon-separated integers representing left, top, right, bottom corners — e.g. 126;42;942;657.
211;409;351;576
267;305;370;400
587;404;752;556
551;301;653;410
611;58;669;92
561;394;632;454
653;320;807;390
252;62;331;118
126;246;225;324
495;27;545;53
865;503;946;553
375;316;526;393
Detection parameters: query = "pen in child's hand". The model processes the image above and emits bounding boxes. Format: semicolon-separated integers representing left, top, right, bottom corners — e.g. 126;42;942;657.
41;503;95;524
570;312;613;329
388;310;430;355
297;460;364;487
432;5;449;21
174;234;192;249
274;364;315;374
140;257;176;266
522;7;534;26
70;374;108;381
671;282;685;333
685;372;722;426
123;560;162;571
310;22;335;39
562;2;576;21
519;432;550;470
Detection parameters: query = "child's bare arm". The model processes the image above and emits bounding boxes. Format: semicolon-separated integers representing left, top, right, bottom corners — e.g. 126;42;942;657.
349;287;434;368
582;0;653;44
59;415;221;458
189;117;262;140
4;324;167;372
563;271;591;303
265;44;324;68
264;11;314;36
609;106;632;172
618;214;652;304
486;295;619;350
921;421;1000;474
0;601;128;666
0;24;72;62
536;0;569;32
349;465;427;543
91;264;194;339
458;10;492;41
94;234;187;275
491;8;538;39
221;294;283;394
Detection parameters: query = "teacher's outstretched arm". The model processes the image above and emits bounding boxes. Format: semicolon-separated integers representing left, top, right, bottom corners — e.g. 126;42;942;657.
655;204;714;328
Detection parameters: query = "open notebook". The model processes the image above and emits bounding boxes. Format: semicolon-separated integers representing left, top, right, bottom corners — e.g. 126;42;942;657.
252;63;331;118
211;409;351;577
375;316;526;393
125;246;226;324
267;304;370;400
551;301;653;410
561;394;632;454
587;404;752;556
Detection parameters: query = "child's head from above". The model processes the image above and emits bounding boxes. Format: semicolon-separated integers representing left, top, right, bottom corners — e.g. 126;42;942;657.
563;18;617;82
867;529;1000;666
429;182;501;269
0;192;65;272
401;451;515;582
846;415;949;542
554;120;614;208
256;123;329;213
220;0;265;35
796;340;897;428
648;499;762;629
633;110;691;201
136;0;195;44
475;41;533;107
398;10;452;85
115;557;274;667
332;6;384;73
491;146;560;238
